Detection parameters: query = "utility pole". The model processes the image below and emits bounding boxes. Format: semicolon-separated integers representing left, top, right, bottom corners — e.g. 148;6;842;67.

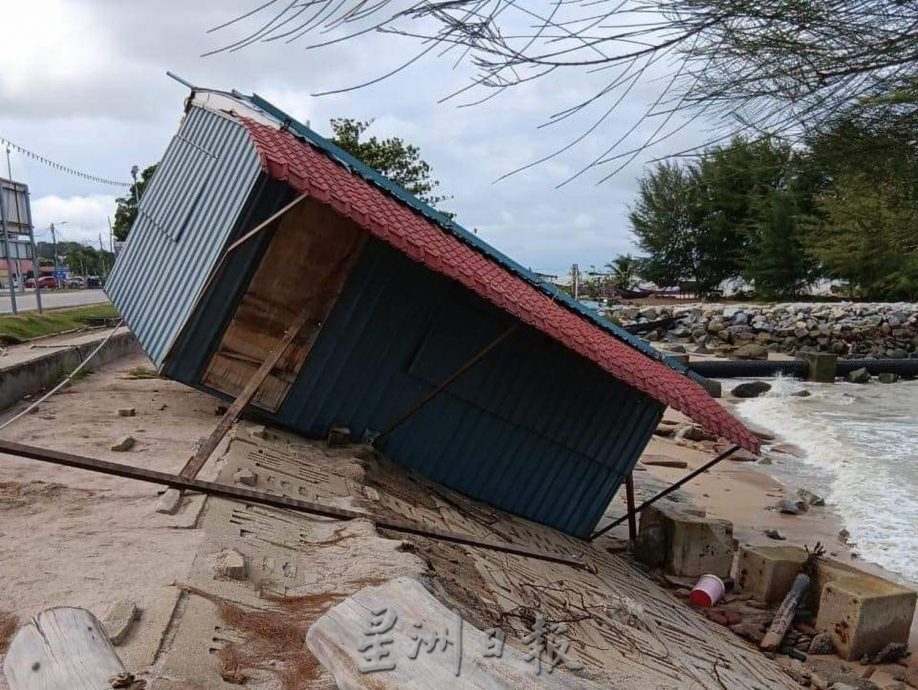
130;166;140;206
51;223;58;283
571;263;580;300
98;234;107;279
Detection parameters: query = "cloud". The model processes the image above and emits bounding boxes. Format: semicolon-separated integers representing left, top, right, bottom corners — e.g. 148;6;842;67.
30;195;117;247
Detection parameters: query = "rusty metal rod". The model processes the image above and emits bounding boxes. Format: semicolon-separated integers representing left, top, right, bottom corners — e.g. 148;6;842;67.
0;438;583;568
624;473;638;543
588;444;741;542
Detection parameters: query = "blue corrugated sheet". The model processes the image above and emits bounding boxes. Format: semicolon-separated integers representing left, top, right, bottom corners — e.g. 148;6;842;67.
260;238;662;536
106;107;262;366
238;92;693;377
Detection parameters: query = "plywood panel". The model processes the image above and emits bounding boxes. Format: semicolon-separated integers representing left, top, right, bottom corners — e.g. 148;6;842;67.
203;198;365;410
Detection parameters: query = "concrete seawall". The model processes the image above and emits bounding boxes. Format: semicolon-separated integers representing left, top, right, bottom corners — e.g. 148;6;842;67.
0;330;138;411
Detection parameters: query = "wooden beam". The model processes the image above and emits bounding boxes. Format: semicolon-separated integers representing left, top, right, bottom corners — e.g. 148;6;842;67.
224;192;310;255
0;439;585;569
178;302;314;480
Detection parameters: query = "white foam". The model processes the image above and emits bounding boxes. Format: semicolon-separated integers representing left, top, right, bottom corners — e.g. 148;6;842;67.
732;377;918;581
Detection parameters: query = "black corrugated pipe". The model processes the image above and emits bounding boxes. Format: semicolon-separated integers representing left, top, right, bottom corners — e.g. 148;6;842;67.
688;359;808;378
687;357;918;379
835;359;918;377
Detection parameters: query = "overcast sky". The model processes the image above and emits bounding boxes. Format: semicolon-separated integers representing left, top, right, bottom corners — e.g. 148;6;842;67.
0;0;708;277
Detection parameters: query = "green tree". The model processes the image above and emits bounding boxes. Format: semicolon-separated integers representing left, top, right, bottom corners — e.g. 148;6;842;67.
629;162;704;291
330;118;449;209
801;109;917;299
746;189;815;298
805;175;917;300
632;137;819;297
112;164;157;242
607;254;640;290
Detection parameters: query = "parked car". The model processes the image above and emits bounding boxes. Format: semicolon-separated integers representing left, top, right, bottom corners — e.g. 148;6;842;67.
86;275;103;289
25;276;59;289
65;277;84;289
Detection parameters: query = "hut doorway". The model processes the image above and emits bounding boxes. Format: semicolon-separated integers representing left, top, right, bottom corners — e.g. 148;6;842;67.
202;198;365;411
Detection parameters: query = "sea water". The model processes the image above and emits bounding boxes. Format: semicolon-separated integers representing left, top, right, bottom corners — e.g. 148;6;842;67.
731;376;918;582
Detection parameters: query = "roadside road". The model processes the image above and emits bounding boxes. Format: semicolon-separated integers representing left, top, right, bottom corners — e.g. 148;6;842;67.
0;289;109;314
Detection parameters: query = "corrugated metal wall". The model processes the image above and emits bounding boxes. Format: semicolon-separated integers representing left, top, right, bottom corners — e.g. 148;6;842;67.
267;239;664;536
105;107;262;367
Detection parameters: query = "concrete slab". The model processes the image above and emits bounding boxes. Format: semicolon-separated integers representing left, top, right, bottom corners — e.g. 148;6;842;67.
0;327;136;411
735;545;809;604
815;562;916;661
637;502;734;578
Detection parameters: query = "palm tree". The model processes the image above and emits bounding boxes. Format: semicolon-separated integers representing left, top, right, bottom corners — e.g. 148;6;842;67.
607;254;640;290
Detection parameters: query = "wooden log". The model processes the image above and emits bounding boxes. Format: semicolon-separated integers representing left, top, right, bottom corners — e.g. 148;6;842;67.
760;573;810;652
4;607;126;690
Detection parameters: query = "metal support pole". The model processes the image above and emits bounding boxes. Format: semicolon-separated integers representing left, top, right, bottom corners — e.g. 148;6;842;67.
51;223;58;284
0;186;17;314
589;445;741;542
0;438;584;569
625;473;638;543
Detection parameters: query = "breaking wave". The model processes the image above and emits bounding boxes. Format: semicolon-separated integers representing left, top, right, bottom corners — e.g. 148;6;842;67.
731;375;918;581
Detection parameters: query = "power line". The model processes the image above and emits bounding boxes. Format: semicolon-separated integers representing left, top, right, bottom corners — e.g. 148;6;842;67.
0;136;131;188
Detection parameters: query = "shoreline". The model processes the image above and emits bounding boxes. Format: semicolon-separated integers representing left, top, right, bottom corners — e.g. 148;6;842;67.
619;399;918;650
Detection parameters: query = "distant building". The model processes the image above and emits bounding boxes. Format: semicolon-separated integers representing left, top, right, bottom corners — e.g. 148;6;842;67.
107;87;758;536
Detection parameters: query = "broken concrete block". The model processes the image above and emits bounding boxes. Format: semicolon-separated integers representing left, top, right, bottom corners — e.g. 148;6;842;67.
735;545;808;604
155;488;183;515
213;549;247;581
637;502;733;578
327;424;351;447
878;372;899;384
798;351;838;383
103;599;139;645
117;408;136;417
815;561;917;661
110;435;136;452
233;468;257;487
250;425;268;440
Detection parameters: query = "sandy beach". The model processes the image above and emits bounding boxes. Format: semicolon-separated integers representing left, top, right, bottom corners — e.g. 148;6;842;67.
0;349;915;689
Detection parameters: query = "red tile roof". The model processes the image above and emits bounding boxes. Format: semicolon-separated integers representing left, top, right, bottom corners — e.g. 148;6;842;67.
241;119;760;453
